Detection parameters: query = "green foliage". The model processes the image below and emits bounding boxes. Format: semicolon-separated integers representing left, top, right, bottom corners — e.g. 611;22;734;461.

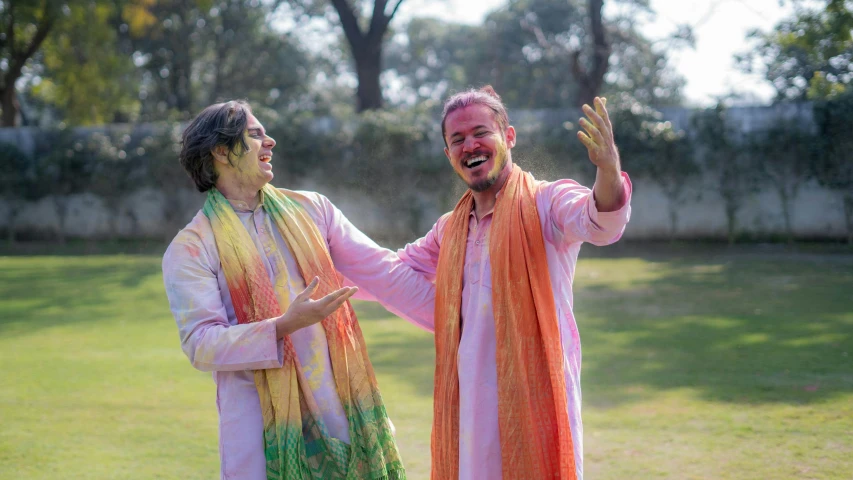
0;142;38;201
0;142;42;242
33;129;96;242
123;0;312;121
609;94;699;237
386;0;684;108
746;118;818;243
690;104;758;243
737;0;853;101
265;106;450;236
812;91;853;242
33;1;140;125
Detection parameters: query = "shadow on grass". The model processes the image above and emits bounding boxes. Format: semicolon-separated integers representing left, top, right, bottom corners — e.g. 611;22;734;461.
0;240;169;257
0;256;164;335
576;253;853;407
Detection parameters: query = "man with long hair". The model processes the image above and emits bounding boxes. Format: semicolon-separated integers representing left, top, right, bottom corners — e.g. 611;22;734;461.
162;100;433;479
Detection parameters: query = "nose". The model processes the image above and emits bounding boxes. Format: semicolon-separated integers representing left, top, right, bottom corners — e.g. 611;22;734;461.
264;134;276;149
462;136;478;152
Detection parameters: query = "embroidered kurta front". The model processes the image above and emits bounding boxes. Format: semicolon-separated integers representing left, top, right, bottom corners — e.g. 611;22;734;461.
399;173;632;480
163;190;435;480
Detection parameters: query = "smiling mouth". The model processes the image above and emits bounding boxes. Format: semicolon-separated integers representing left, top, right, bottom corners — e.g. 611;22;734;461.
259;154;272;163
464;155;487;169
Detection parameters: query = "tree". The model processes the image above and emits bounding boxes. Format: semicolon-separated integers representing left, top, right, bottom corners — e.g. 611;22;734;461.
748;120;816;243
331;0;405;111
0;0;145;126
812;92;853;243
525;0;611;107
0;142;46;243
36;129;95;244
612;96;699;240
287;0;406;111
737;0;853;101
32;1;140;125
509;0;684;107
0;0;58;126
86;128;148;240
124;0;311;121
140;125;199;241
691;104;757;244
386;0;684;109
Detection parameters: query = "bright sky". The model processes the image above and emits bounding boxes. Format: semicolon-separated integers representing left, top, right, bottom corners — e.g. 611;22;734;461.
398;0;794;106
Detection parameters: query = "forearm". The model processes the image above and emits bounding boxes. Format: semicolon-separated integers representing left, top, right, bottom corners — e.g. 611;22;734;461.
593;164;625;213
323;198;437;331
180;317;282;372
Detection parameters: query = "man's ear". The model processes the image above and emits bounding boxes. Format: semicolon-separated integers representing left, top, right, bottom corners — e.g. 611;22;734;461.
211;145;230;166
505;126;516;149
444;146;451;161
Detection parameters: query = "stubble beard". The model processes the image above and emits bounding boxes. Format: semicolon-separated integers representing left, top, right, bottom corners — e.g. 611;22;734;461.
465;139;508;193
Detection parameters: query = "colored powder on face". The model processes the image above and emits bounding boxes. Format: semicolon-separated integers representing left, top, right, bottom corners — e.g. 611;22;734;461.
488;135;508;181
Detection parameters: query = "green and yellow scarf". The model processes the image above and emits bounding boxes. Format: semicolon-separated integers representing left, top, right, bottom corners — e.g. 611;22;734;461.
203;184;404;480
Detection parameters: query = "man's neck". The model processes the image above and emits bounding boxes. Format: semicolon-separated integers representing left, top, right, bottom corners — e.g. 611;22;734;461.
471;190;498;220
216;181;262;210
470;165;511;220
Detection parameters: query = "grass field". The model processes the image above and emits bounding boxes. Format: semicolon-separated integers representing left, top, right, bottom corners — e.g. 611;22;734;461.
1;245;852;479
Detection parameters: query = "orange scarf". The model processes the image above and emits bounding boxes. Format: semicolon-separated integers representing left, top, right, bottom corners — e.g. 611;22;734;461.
432;165;577;479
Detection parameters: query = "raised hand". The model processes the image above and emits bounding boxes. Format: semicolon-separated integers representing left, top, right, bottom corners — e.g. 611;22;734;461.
274;277;358;337
577;97;621;174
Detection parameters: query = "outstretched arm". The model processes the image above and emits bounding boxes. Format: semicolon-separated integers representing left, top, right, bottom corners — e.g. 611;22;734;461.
318;195;436;332
577;96;626;212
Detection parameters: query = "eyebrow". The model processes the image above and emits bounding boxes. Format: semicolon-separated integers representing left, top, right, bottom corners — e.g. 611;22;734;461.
247;126;265;136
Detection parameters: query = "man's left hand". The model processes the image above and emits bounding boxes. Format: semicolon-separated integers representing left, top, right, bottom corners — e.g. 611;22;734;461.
577;97;621;174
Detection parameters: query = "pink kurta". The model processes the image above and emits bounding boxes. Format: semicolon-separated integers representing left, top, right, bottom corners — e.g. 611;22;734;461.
399;173;632;480
162;190;435;480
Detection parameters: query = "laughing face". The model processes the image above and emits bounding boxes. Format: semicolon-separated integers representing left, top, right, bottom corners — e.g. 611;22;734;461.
443;104;515;193
226;112;276;190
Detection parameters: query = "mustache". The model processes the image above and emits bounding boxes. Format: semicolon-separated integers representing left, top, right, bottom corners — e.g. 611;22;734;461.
461;150;490;162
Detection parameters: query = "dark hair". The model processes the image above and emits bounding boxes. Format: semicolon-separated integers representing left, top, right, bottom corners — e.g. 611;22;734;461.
440;85;510;146
179;100;252;192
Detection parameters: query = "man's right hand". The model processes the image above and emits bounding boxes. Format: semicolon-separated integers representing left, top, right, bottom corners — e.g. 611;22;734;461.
274;277;358;338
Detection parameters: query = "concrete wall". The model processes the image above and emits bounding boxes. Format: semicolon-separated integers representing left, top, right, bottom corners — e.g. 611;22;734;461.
1;103;848;243
1;175;847;244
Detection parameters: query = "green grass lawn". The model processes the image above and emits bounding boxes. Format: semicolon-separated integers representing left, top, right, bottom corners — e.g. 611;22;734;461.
1;247;851;479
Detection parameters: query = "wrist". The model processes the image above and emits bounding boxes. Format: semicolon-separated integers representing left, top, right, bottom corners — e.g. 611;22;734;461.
274;315;293;338
597;163;621;178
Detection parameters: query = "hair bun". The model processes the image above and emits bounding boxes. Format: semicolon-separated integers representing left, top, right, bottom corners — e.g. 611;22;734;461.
479;85;501;101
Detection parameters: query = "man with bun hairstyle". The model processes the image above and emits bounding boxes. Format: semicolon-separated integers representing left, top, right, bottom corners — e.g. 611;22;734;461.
398;86;632;479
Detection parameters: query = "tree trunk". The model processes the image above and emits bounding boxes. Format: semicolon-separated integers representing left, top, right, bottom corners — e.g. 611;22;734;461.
668;202;678;242
844;193;853;245
355;46;383;111
779;189;794;244
329;0;402;112
571;0;610;107
108;203;121;242
0;87;18;127
6;203;19;245
725;203;738;245
54;197;67;245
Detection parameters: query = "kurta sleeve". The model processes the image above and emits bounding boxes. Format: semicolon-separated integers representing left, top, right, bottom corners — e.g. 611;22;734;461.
313;193;436;333
162;229;283;372
540;172;633;246
396;213;448;284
